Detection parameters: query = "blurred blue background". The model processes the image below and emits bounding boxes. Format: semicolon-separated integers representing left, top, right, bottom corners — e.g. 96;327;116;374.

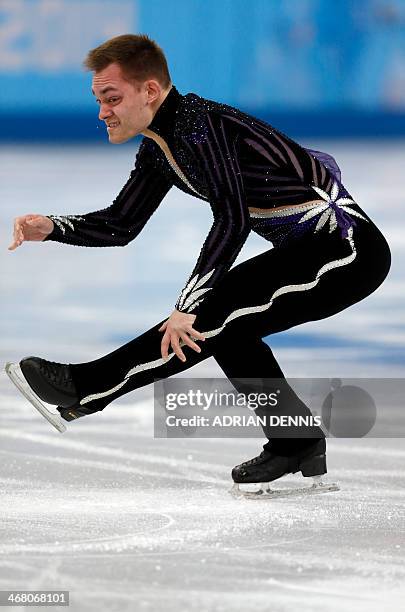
2;0;405;140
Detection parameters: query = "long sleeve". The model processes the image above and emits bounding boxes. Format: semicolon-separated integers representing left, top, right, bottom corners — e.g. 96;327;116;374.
43;141;173;247
174;113;251;314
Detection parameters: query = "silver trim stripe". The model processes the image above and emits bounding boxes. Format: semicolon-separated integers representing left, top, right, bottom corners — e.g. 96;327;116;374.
164;151;204;197
80;226;357;406
249;201;325;218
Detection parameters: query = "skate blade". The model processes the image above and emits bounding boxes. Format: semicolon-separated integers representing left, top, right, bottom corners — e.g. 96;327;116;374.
4;362;67;433
229;477;340;500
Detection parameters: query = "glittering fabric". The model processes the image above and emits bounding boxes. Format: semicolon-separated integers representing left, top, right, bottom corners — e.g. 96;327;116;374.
43;84;364;315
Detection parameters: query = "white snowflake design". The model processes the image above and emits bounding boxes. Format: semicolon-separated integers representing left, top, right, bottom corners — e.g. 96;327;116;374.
298;181;368;236
48;215;86;235
176;268;216;313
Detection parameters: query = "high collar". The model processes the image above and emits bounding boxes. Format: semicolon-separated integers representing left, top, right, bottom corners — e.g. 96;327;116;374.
147;84;182;143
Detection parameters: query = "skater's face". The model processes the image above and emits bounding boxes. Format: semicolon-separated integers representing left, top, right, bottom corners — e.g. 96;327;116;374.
92;63;169;144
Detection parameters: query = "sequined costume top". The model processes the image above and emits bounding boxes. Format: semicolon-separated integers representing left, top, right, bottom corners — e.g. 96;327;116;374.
43;84;362;315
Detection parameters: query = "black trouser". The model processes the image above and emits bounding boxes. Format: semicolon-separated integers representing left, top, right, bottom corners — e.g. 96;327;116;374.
68;203;391;455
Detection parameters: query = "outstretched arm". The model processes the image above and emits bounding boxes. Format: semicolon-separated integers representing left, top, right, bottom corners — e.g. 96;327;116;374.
42;142;173;247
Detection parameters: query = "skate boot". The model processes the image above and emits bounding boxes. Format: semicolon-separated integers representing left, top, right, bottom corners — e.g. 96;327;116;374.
5;356;86;432
19;357;95;422
230;438;339;499
20;356;78;407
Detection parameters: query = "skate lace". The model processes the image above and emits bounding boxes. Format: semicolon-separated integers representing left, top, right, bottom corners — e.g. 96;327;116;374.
242;451;268;467
40;360;72;388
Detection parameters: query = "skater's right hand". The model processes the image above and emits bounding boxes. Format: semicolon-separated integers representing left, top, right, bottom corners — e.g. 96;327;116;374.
159;310;206;362
8;214;54;251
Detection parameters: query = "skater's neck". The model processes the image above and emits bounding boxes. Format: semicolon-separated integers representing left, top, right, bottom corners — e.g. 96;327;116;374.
143;84;182;144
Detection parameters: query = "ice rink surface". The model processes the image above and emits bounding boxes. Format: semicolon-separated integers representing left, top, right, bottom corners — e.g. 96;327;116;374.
1;141;404;611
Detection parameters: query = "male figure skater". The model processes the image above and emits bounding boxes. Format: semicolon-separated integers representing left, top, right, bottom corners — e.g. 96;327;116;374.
7;34;391;497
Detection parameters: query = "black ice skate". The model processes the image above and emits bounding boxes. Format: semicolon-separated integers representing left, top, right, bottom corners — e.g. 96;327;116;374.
230;438;340;499
4;357;83;433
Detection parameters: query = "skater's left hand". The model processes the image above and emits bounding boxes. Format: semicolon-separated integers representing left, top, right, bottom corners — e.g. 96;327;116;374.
158;310;206;362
